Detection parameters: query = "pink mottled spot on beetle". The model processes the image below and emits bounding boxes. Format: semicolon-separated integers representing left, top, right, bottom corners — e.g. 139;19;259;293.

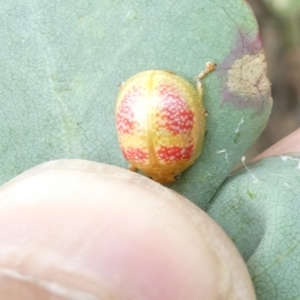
157;145;194;162
122;147;148;163
157;84;194;135
116;87;141;134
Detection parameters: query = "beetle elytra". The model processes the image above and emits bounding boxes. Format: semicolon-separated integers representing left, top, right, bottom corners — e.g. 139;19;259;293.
116;62;216;183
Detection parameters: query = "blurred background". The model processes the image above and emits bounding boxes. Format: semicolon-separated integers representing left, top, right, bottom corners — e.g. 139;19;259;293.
246;0;300;158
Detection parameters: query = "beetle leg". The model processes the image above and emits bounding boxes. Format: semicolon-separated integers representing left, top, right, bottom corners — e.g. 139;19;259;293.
128;164;137;172
174;174;181;181
196;62;216;96
118;81;125;89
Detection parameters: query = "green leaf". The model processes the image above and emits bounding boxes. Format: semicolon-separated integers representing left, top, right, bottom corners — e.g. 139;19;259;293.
0;0;271;208
207;155;300;299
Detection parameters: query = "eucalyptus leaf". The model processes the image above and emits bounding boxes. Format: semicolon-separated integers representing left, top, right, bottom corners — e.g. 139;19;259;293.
208;155;300;299
0;0;271;208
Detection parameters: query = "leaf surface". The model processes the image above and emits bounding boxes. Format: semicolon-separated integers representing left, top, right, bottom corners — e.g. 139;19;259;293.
0;0;271;207
208;155;300;299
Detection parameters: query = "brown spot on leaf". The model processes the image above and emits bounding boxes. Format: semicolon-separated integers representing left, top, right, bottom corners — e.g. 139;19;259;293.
227;51;270;101
218;33;272;113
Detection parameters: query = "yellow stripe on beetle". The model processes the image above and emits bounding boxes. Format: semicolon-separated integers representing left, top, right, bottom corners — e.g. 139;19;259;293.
116;62;216;183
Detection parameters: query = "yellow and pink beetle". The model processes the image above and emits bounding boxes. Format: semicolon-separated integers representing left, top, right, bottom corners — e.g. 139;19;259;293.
116;62;215;183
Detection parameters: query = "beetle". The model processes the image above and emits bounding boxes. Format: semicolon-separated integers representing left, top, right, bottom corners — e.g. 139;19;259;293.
115;62;216;183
